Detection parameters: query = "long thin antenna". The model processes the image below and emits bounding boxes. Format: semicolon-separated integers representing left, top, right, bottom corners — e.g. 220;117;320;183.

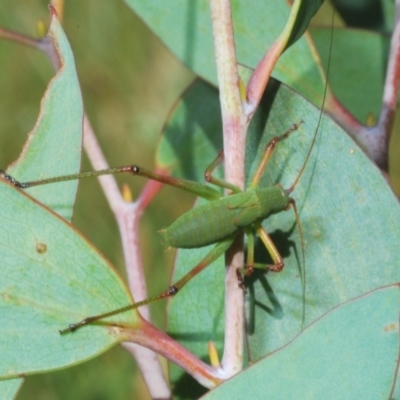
288;10;336;329
290;198;306;328
288;10;335;194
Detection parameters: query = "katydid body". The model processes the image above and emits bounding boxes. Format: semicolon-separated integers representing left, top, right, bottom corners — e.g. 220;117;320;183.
164;186;289;249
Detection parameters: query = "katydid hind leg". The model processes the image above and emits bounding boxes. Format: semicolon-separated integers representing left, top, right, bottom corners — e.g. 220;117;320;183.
59;235;236;334
1;163;222;201
0;170;23;188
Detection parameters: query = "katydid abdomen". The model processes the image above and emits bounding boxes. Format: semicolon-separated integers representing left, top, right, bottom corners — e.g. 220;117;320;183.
163;185;290;248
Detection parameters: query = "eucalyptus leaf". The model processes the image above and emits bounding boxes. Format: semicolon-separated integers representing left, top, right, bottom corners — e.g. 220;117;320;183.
0;378;23;400
203;286;400;399
0;181;136;378
311;27;387;123
6;12;83;222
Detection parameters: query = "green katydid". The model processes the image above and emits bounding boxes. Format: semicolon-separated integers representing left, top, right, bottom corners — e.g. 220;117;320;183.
0;2;334;340
1;13;334;333
0;113;320;334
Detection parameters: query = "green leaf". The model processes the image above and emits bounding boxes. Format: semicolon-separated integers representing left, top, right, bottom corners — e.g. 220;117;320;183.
0;378;23;399
156;80;222;177
285;0;324;48
311;27;387;123
157;75;400;396
245;79;400;358
0;11;136;381
203;286;400;399
7;12;83;222
0;181;136;378
125;0;326;105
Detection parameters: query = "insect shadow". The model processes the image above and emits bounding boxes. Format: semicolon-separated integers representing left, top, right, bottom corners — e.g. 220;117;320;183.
244;223;299;336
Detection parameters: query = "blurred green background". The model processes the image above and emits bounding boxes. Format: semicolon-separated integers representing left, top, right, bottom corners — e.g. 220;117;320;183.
1;0;399;399
0;0;194;399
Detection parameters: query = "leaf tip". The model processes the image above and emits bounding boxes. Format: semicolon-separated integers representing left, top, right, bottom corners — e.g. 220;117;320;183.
48;5;58;17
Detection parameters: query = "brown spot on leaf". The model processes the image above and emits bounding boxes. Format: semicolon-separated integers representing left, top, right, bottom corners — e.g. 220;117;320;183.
36;242;47;254
384;323;397;332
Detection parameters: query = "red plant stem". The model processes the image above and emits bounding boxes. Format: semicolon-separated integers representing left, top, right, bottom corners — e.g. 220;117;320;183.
122;317;226;389
245;0;302;120
0;27;38;47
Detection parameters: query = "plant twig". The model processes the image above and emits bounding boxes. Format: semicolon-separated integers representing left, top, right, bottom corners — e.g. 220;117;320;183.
210;0;246;377
82;117;170;399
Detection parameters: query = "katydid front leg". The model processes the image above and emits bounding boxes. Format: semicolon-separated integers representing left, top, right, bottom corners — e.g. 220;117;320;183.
204;150;241;194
